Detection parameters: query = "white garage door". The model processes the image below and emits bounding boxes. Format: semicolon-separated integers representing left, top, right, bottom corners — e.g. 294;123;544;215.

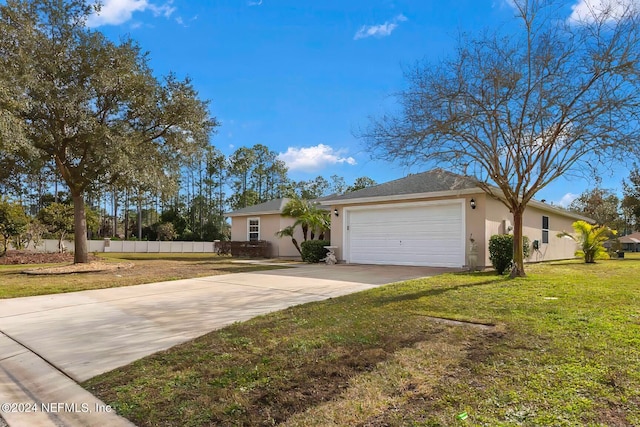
346;201;465;267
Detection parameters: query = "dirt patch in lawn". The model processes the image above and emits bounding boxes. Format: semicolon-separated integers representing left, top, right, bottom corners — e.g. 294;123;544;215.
0;251;132;275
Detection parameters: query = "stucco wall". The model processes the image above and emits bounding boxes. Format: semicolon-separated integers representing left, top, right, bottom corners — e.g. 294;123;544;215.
523;205;578;263
484;197;578;265
230;214;303;258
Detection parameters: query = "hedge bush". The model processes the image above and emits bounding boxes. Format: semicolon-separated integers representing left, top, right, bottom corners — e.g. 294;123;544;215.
300;240;330;263
488;234;531;275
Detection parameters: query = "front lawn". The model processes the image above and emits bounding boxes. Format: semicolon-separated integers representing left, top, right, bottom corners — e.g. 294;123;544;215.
83;256;640;426
0;253;285;299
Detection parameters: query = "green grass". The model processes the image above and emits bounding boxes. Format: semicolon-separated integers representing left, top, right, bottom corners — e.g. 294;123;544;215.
0;253;285;299
83;255;640;426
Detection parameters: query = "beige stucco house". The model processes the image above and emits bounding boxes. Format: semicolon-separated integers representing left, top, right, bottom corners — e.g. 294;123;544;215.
319;169;590;268
226;198;305;258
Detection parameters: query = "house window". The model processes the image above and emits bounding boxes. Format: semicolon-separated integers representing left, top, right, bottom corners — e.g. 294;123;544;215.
248;218;260;241
542;215;549;244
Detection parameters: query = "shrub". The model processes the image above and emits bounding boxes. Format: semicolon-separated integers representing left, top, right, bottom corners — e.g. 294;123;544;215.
489;235;513;275
300;240;330;263
489;234;531;275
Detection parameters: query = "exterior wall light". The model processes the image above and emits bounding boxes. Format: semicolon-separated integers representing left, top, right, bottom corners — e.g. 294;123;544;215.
334;208;339;217
470;198;477;210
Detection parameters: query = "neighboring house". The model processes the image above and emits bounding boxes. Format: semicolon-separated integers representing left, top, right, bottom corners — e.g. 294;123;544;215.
226;198;305;258
619;232;640;252
319;169;590;268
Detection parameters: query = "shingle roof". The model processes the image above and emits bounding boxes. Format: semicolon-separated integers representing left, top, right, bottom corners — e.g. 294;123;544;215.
225;198;291;216
225;197;330;216
619;231;640;244
321;169;480;202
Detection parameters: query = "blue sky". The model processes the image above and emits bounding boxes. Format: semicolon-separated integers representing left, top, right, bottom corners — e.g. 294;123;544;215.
89;0;635;206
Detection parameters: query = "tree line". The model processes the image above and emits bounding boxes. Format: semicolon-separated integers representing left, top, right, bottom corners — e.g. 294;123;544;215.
0;141;375;251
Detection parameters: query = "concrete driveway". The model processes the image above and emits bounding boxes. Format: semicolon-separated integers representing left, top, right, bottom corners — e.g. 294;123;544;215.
0;263;453;427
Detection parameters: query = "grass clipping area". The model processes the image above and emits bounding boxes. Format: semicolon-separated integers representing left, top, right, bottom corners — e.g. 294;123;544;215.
83;258;640;426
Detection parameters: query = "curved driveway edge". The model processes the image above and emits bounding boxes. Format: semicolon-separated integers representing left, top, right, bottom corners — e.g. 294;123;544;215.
0;263;456;426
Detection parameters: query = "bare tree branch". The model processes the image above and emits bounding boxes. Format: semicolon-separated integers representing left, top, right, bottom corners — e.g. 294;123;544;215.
361;0;640;277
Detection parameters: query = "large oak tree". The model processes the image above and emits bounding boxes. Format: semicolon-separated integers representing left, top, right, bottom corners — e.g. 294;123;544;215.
363;0;640;277
0;0;217;263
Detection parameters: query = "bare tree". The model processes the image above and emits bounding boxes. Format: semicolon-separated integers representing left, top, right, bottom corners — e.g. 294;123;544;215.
362;0;640;277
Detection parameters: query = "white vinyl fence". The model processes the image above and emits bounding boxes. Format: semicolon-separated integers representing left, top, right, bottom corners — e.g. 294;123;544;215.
13;239;217;253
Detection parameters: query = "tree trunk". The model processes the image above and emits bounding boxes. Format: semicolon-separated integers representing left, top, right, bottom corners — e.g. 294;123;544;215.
73;193;88;263
137;195;143;239
113;189;118;238
58;231;66;253
291;238;302;255
510;206;526;278
124;188;130;240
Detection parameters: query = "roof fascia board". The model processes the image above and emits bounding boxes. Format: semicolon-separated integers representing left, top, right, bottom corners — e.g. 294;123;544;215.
225;210;283;217
319;188;483;206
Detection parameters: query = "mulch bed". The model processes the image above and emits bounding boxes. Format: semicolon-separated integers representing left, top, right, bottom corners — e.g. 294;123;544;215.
0;250;99;265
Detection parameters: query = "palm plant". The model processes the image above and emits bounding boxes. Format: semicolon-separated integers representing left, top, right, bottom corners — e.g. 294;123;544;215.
557;220;616;263
281;198;310;240
296;204;330;240
278;198;331;253
275;225;302;255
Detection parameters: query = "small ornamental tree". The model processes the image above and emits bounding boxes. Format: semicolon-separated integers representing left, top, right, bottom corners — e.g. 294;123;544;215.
0;198;29;255
156;223;177;241
557;221;616;263
280;198;331;253
37;202;74;252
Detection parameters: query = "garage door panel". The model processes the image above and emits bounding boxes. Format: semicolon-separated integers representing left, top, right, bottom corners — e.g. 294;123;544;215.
347;203;464;267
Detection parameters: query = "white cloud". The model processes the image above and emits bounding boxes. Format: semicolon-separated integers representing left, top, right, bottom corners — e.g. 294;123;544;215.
87;0;175;27
248;0;263;5
278;144;356;172
504;0;639;23
568;0;639;22
354;14;407;40
149;2;176;18
556;192;578;208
